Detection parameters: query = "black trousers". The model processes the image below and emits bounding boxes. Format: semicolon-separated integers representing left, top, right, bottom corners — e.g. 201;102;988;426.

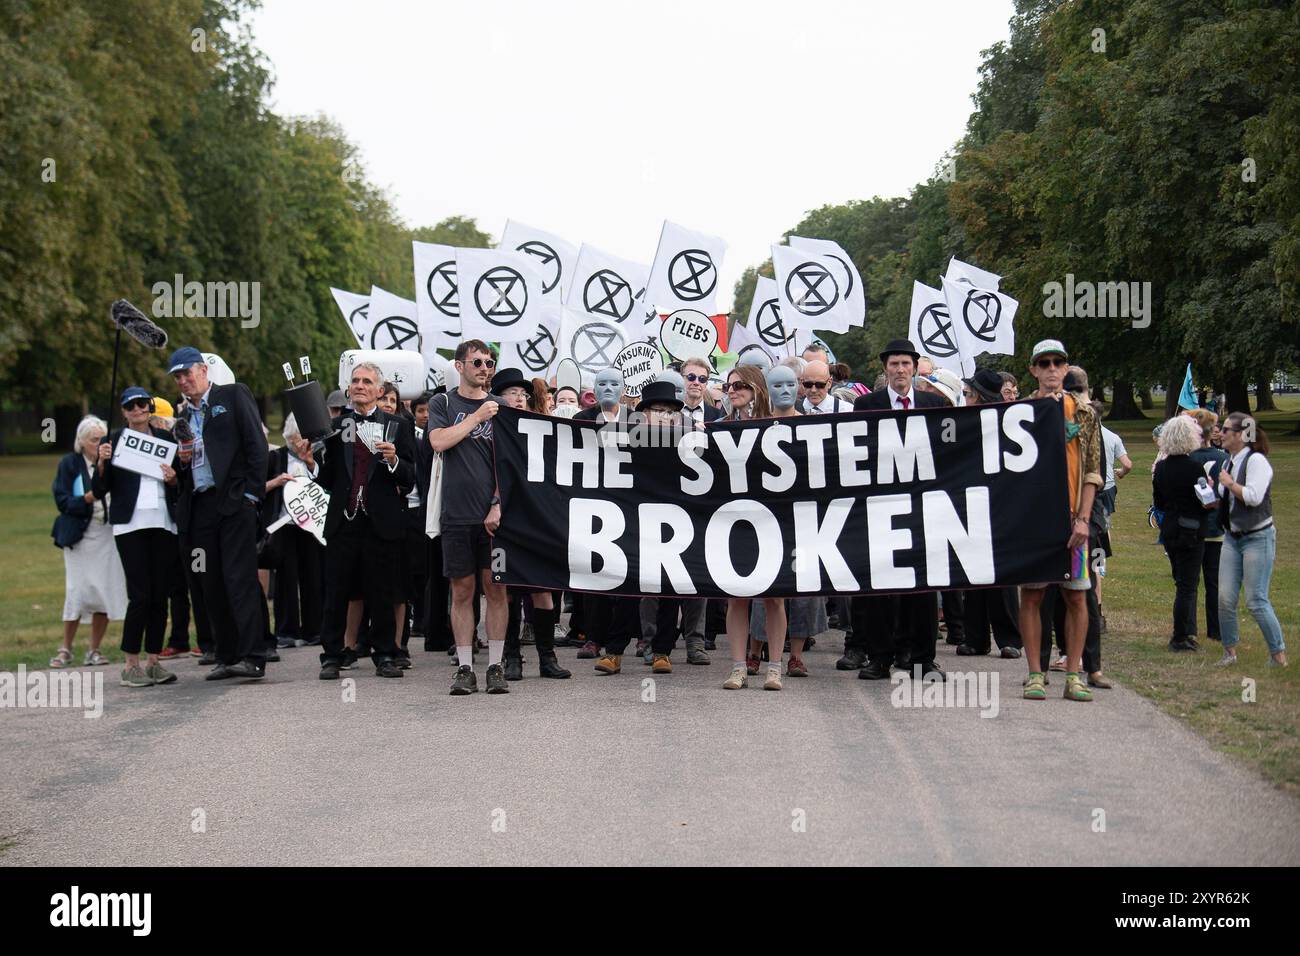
851;593;938;667
320;515;400;665
565;592;586;642
273;528;323;639
423;535;452;650
586;595;641;655
114;527;176;655
178;529;214;654
1038;583;1102;674
189;493;265;665
1167;539;1205;641
1201;540;1222;640
940;590;965;643
961;587;1022;653
167;536;192;650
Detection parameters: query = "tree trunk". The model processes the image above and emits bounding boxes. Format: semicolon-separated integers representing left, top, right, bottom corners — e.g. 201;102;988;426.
1163;369;1183;419
1140;386;1153;410
1223;371;1249;417
1109;381;1143;419
1255;374;1276;411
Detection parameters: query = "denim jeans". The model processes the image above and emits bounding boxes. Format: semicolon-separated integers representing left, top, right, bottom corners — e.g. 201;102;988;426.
1218;525;1285;654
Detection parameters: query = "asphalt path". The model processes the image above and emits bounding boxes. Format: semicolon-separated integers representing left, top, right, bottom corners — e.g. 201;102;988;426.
2;631;1297;866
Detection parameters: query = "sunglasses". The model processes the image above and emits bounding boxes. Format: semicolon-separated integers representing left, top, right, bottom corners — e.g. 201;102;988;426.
1035;357;1067;369
684;373;708;383
122;398;150;410
801;380;829;389
723;381;751;392
466;358;496;369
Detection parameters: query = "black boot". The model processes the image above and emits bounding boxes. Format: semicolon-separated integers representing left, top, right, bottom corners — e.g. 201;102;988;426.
503;655;524;681
503;598;524;680
534;606;571;679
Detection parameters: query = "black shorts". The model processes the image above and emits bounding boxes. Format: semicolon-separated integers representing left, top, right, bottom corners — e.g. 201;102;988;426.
441;524;493;580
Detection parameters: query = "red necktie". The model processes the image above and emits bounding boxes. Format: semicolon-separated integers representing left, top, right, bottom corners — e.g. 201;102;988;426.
899;396;910;410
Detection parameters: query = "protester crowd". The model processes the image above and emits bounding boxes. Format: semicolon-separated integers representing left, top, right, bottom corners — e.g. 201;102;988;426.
50;336;1287;700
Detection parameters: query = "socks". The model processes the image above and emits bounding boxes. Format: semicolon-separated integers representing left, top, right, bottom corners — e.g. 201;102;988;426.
456;644;473;669
488;639;504;666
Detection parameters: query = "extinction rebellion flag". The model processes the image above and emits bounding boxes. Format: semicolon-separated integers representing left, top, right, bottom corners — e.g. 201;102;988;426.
492;399;1071;598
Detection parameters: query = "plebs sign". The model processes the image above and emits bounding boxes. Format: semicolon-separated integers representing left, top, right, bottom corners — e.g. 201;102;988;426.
659;309;718;361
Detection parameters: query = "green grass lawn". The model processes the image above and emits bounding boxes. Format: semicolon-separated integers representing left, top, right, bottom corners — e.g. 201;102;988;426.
1;400;1296;791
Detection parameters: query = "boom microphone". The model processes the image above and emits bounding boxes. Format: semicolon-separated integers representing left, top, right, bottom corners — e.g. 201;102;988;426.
110;299;169;349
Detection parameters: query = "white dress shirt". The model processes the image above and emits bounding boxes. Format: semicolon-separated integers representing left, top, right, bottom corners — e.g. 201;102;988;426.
887;386;917;410
802;395;854;414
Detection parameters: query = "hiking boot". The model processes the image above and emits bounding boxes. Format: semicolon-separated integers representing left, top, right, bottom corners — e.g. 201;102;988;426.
503;656;524;681
145;662;177;685
652;654;672;674
450;665;478;695
686;647;710;665
485;663;509;694
594;654;622;674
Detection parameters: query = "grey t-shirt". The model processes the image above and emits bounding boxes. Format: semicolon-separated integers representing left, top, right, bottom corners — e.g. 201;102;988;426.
428;391;498;527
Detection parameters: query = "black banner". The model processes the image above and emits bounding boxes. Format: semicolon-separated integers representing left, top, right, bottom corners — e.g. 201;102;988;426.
493;399;1070;598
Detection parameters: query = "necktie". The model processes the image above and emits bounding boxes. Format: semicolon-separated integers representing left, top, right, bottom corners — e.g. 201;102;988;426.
899;396;910;410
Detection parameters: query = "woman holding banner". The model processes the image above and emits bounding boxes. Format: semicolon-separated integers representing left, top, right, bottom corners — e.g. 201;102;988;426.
719;366;789;691
93;388;180;687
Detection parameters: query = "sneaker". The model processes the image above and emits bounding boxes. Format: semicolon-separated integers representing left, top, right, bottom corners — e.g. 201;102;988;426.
686;648;710;665
1267;653;1288;668
576;641;599;659
746;655;760;676
84;650;111;666
1049;654;1068;671
786;656;808;677
1215;652;1238;667
1000;646;1022;659
722;666;748;690
120;664;152;687
450;665;478;695
145;662;177;685
159;647;186;659
485;663;509;693
1022;672;1046;700
652;654;672;674
763;666;783;691
1063;673;1093;702
594;654;622;674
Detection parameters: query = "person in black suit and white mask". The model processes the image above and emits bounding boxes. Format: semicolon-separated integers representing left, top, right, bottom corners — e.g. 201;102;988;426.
169;346;269;681
292;361;415;680
848;339;948;681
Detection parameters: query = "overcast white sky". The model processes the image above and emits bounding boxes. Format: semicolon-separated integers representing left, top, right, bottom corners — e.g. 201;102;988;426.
252;0;1013;311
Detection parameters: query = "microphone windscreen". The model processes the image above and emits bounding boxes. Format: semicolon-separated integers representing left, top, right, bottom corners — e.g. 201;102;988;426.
111;299;169;349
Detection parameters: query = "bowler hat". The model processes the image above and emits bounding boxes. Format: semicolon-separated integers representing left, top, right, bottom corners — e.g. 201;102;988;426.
490;367;529;396
878;338;921;365
636;380;684;411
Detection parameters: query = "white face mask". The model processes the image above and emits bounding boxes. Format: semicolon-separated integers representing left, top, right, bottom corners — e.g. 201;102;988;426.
593;369;623;409
766;366;798;410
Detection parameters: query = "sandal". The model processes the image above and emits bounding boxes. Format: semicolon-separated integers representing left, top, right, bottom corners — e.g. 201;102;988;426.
1022;672;1046;700
1064;673;1093;702
1087;672;1112;689
49;648;73;669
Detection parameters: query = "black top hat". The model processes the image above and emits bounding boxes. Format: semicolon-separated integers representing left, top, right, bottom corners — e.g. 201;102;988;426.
964;367;1005;403
490;367;529;396
636;380;684;411
878;338;921;365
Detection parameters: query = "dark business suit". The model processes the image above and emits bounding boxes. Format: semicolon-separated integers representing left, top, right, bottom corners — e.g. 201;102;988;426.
174;382;268;666
312;407;415;665
850;388;947;670
264;446;323;642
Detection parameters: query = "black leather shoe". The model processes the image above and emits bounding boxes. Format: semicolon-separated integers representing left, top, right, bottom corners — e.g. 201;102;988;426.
197;651;218;666
205;664;235;681
264;649;281;663
503;656;524;681
340;648;358;670
226;659;266;680
836;648;867;671
538;651;571;679
319;662;341;680
918;661;946;680
485;663;509;694
374;659;404;678
858;660;891;680
956;644;988;656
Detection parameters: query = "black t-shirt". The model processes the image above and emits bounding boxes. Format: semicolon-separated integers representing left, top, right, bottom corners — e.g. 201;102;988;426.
428;391;498;526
